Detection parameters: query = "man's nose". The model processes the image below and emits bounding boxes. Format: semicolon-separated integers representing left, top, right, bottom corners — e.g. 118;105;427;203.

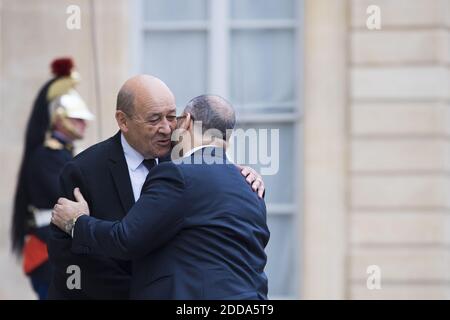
158;118;172;135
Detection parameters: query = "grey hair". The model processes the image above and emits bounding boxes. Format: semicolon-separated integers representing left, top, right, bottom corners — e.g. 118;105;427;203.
184;95;236;140
116;88;135;115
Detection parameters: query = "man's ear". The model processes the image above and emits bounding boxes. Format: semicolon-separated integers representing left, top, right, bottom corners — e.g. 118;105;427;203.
180;113;192;131
186;113;193;131
115;110;128;132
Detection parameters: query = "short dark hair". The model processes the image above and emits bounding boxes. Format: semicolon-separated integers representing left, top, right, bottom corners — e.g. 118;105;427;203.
185;95;236;140
116;88;135;115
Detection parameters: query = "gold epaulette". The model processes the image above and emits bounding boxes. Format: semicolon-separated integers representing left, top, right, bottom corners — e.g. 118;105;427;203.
44;137;64;150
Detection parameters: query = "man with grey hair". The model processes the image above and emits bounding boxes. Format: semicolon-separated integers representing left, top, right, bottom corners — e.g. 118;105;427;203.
52;94;270;300
171;94;237;161
185;94;236;140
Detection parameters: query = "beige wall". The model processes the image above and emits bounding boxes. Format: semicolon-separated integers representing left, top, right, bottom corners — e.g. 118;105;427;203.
0;0;130;299
303;0;450;299
348;0;450;299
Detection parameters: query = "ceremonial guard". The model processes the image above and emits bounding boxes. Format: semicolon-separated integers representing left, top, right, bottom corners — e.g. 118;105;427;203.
11;58;94;299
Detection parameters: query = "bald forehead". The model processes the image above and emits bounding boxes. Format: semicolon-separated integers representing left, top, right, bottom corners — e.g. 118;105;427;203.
121;75;171;97
120;75;176;114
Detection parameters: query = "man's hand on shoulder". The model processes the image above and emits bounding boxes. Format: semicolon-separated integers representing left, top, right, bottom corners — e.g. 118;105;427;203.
236;164;265;199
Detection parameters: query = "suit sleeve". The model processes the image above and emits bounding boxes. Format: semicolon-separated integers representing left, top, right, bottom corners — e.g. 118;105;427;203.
47;161;90;265
71;162;186;260
29;149;68;203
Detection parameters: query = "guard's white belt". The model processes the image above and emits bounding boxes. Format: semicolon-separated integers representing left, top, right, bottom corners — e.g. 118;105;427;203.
33;209;52;228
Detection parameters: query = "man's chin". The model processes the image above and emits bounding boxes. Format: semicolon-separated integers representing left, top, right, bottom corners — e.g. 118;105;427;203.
154;146;172;158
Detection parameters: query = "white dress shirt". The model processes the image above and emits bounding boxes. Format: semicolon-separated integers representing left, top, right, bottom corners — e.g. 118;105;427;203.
121;133;158;202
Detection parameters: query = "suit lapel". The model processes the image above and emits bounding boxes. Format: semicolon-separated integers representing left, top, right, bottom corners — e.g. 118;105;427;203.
108;132;135;214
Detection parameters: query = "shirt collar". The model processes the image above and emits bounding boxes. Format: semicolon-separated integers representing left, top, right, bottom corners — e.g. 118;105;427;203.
121;133;145;171
183;145;217;158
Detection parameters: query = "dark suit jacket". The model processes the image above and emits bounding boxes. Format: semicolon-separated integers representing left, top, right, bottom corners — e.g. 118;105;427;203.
71;147;270;300
48;132;148;299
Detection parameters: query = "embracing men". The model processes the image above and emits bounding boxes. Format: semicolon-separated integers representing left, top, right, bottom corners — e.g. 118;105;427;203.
48;75;269;300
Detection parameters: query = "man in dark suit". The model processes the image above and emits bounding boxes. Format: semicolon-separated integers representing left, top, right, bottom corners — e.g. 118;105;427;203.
52;94;270;299
48;76;266;299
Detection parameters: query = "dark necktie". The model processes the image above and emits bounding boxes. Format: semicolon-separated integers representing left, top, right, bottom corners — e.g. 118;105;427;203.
140;159;157;197
142;158;157;172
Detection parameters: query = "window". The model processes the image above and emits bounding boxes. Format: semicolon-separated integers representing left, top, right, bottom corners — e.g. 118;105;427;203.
133;0;303;299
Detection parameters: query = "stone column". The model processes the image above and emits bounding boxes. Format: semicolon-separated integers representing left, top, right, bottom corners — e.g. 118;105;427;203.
303;0;349;299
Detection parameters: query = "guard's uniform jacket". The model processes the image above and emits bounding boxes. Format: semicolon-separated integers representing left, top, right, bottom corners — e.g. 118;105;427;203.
22;135;73;288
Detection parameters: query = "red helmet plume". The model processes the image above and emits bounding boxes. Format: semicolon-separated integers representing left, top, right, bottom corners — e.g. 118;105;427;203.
50;58;74;77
